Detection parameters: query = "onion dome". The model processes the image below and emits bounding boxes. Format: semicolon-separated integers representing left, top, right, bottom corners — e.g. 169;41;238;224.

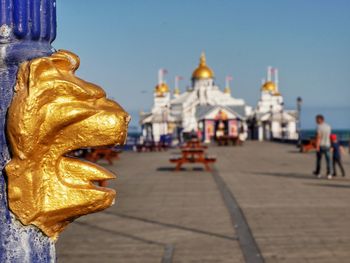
261;81;276;93
192;53;214;79
154;83;169;97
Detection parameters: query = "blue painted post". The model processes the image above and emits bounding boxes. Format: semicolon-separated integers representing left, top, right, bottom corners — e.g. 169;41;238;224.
0;0;56;261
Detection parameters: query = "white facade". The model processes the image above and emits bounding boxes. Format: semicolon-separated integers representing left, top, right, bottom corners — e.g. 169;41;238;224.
251;67;298;141
140;53;250;143
140;58;299;144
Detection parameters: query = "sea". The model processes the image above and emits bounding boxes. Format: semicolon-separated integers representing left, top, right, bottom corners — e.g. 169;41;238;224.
300;106;350;142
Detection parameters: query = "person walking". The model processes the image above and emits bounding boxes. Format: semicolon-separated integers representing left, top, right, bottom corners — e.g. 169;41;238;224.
313;115;332;179
330;134;346;177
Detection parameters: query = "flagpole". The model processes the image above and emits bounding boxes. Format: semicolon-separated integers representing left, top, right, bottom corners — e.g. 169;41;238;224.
158;69;162;86
275;68;279;92
175;76;179;90
267;66;272;81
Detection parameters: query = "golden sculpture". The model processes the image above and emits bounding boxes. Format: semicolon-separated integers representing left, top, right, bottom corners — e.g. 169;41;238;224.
5;50;129;239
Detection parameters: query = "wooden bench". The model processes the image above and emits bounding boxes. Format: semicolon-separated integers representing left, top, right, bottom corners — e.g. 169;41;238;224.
137;142;169;152
170;149;216;171
300;138;317;153
216;136;241;146
85;148;120;165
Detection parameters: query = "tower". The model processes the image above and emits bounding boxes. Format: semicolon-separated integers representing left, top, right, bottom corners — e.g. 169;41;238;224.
154;68;170;107
152;68;170;142
173;75;183;98
224;76;233;96
258;67;284;113
191;52;215;105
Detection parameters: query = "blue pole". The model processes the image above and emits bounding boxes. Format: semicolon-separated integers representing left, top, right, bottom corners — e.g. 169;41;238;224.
0;0;56;261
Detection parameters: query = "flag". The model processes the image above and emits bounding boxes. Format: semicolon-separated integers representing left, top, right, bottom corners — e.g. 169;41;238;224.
160;68;168;75
175;75;183;81
226;76;233;81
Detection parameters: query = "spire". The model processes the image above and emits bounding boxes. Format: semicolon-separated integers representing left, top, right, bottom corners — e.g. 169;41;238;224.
174;87;180;96
267;66;272;81
225;76;232;95
174;76;183;97
155;69;169;96
158;68;167;86
200;52;206;66
274;68;279;92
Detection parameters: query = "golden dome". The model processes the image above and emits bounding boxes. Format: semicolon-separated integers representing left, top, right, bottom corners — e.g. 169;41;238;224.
192;53;214;79
154;83;169;96
224;87;231;94
261;81;276;92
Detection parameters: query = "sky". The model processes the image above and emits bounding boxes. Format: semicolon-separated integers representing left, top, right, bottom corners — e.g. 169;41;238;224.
54;0;350;129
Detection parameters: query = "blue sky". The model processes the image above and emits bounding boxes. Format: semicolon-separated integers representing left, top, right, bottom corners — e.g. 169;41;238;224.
54;0;350;128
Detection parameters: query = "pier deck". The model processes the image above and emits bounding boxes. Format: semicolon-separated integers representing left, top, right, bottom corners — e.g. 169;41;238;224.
57;142;350;263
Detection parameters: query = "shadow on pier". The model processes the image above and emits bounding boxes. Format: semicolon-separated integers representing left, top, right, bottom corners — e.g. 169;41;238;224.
252;171;349;184
252;171;315;180
305;183;350;189
157;167;206;172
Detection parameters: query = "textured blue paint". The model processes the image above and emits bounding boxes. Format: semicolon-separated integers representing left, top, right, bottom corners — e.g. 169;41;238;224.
0;0;57;262
0;0;56;43
30;0;41;39
13;0;28;38
0;0;12;25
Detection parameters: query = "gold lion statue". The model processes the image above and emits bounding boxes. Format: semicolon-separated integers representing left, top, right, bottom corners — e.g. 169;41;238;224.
5;50;129;239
